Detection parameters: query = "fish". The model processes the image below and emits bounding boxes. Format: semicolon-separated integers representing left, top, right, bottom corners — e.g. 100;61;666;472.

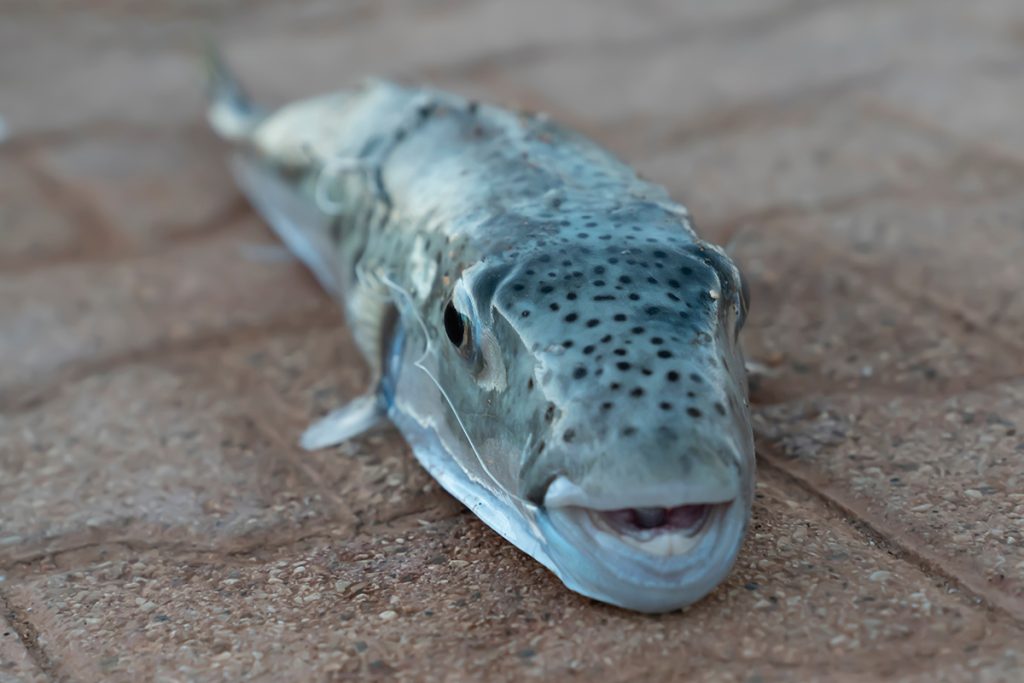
205;50;755;613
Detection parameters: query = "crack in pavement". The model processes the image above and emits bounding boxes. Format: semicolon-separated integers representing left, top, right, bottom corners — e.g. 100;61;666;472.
0;506;466;581
0;587;69;683
756;446;1024;627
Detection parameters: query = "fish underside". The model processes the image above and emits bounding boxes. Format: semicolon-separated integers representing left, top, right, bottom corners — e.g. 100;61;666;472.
207;53;756;613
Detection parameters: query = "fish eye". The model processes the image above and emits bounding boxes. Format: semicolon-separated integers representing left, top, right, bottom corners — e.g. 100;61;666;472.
444;298;471;350
696;246;748;333
442;294;503;387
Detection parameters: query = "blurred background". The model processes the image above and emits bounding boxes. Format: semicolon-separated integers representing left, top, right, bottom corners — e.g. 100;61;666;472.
1;1;1023;681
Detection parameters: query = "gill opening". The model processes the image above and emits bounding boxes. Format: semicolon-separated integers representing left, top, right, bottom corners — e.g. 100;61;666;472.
378;272;512;503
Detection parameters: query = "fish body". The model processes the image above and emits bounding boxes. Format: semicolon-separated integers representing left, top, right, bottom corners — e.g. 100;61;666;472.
208;55;755;613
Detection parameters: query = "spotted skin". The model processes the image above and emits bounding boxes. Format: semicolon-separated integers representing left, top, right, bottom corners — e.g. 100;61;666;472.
501;241;750;506
208;65;755;613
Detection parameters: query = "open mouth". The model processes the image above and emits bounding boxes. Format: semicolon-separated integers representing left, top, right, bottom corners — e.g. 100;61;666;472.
601;504;711;534
534;491;748;611
538;474;738;558
531;472;749;611
553;502;726;559
590;504;713;556
544;496;733;560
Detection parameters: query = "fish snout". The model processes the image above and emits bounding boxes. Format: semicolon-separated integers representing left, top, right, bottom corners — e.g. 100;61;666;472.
532;463;751;612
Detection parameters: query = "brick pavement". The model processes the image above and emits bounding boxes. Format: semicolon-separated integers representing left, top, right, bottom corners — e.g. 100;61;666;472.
1;1;1023;681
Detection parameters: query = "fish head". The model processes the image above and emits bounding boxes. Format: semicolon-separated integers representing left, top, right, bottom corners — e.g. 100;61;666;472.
435;233;754;612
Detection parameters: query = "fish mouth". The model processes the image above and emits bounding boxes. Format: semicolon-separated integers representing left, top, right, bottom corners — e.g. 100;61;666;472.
586;504;716;556
535;477;749;612
546;500;730;562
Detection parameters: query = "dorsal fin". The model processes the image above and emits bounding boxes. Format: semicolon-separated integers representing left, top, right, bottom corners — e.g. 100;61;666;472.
204;44;265;143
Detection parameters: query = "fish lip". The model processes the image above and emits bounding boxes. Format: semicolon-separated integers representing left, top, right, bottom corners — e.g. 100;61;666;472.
534;494;749;612
541;475;738;510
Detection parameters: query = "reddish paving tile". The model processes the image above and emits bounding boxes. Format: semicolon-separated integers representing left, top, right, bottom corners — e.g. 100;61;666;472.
731;171;1024;404
868;65;1024;165
0;156;82;264
460;3;942;135
220;0;686;98
0;325;465;566
4;469;1022;682
809;193;1024;342
0;361;341;564
756;381;1024;615
633;100;958;236
0;13;202;135
731;228;1021;405
31;129;238;248
0;224;329;396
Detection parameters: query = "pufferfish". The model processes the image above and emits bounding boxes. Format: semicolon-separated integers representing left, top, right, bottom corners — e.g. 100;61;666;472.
206;51;755;613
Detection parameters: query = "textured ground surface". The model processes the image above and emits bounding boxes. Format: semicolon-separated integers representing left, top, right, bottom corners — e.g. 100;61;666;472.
2;1;1024;681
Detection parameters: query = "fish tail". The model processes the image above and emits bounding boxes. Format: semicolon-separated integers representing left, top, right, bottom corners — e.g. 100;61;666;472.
204;42;265;143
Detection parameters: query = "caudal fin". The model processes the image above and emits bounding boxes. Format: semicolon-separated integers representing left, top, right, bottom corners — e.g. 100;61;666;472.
204;43;265;142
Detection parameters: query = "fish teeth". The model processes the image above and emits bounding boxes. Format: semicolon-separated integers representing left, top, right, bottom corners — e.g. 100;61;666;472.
611;524;704;557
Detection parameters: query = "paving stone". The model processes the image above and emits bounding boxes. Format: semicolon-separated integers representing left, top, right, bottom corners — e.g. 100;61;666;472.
3;467;1021;682
755;380;1024;615
0;323;460;567
802;194;1024;339
0;0;665;137
587;0;808;28
730;225;1021;406
466;3;995;136
221;0;699;99
31;129;237;247
0;359;338;563
208;331;463;534
0;224;328;394
0;28;200;136
0;155;81;263
941;0;1024;30
868;64;1024;165
731;167;1024;404
0;613;45;683
862;0;1024;165
634;100;957;236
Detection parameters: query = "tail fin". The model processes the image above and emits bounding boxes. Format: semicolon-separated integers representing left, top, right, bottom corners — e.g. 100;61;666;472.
204;43;264;143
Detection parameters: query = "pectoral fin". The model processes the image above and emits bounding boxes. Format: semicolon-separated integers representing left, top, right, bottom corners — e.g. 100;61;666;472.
300;393;386;451
295;269;406;452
